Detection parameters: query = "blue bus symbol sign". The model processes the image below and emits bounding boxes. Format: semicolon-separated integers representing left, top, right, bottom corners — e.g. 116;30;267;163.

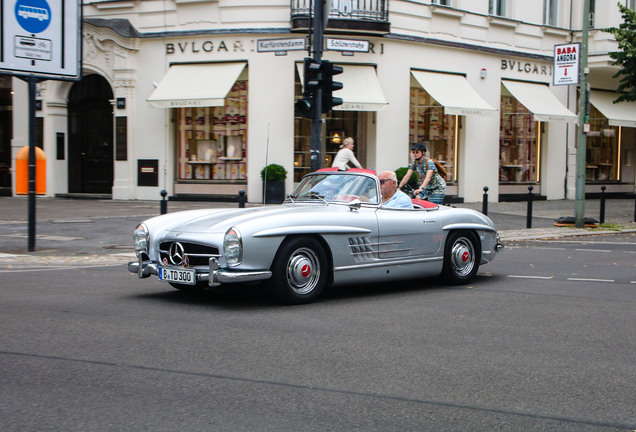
15;0;51;34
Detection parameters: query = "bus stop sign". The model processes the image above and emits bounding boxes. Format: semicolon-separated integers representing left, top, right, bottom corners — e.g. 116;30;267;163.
0;0;81;80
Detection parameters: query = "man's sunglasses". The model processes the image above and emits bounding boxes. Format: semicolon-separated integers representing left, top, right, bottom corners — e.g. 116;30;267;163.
379;179;393;185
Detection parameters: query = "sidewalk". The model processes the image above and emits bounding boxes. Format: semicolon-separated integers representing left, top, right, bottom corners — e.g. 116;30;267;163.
453;198;636;240
0;196;635;263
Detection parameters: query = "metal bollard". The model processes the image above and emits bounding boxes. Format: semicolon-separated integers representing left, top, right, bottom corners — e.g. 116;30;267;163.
599;185;606;224
482;186;489;215
238;189;246;208
160;190;168;215
526;186;534;229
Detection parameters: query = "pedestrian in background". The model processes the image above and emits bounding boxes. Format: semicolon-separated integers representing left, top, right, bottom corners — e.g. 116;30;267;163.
332;137;362;171
398;143;446;204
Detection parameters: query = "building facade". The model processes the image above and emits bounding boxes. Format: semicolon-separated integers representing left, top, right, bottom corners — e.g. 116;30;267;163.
3;0;635;203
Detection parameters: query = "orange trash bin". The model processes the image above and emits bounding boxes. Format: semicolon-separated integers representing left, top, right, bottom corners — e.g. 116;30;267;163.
16;146;46;195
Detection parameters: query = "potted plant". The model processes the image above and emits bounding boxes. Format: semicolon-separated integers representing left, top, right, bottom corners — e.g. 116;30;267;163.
395;167;418;187
261;163;287;204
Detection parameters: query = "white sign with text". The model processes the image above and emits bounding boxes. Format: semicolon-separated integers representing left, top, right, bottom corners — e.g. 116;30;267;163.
553;43;580;86
0;0;81;79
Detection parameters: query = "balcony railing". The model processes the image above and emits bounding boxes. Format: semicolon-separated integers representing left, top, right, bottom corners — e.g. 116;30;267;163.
291;0;390;35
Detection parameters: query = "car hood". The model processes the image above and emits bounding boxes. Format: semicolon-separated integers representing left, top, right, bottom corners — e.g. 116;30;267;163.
164;204;338;234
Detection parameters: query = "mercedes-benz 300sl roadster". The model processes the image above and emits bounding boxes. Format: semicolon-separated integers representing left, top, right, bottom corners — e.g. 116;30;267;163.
128;169;503;304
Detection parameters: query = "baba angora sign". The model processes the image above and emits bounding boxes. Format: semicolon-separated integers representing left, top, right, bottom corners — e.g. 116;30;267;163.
553;43;580;86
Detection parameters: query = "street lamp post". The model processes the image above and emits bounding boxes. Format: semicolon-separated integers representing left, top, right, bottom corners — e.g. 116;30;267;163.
575;0;590;228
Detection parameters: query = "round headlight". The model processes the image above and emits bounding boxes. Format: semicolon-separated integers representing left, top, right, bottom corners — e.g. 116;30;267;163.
224;227;243;266
133;223;149;253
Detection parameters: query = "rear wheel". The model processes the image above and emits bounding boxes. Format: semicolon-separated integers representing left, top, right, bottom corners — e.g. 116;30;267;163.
441;230;481;284
268;237;328;304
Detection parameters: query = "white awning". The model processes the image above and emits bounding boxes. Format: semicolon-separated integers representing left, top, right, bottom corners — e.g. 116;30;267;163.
411;71;497;116
147;62;246;108
502;80;577;123
590;91;636;127
296;63;388;111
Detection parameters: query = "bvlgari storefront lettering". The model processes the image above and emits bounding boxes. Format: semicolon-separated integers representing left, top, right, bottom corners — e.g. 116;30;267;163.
166;39;384;55
501;60;552;75
166;40;247;54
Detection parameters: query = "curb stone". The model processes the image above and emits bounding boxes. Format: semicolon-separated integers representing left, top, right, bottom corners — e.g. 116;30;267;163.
499;227;636;241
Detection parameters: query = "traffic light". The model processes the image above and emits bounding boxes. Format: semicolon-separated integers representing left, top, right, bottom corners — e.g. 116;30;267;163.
320;60;343;113
295;57;322;119
295;98;313;118
295;58;344;117
303;57;321;98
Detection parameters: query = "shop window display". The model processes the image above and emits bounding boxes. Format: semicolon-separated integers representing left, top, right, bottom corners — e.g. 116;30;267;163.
585;104;620;182
498;96;538;183
409;87;456;181
176;80;247;182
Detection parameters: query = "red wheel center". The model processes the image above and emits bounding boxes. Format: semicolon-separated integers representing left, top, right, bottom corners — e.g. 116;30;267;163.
301;264;311;278
462;251;470;262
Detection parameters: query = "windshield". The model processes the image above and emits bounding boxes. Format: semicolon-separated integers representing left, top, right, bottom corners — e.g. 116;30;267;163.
291;173;379;204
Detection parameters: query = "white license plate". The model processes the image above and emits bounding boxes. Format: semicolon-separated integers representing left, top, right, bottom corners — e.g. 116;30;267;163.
158;267;196;285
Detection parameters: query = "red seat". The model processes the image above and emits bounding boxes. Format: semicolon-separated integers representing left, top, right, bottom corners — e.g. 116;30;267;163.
412;198;438;209
316;167;377;175
348;168;377;175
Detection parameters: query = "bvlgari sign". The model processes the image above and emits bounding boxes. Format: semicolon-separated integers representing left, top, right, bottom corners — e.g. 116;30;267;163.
553;43;580;86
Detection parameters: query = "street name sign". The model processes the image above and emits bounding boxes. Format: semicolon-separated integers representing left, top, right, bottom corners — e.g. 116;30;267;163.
257;37;306;53
0;0;82;80
326;38;369;52
553;42;580;86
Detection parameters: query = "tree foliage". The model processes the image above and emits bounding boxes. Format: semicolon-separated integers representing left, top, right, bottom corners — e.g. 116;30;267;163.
604;3;636;103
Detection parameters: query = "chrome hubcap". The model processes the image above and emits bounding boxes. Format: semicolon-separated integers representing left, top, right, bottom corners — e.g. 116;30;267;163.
286;247;320;295
450;238;475;277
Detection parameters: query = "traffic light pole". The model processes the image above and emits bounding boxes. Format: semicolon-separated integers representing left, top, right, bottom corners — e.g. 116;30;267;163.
310;0;325;173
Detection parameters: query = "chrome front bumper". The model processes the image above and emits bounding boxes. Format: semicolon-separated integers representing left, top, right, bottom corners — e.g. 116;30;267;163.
127;254;271;287
481;242;504;264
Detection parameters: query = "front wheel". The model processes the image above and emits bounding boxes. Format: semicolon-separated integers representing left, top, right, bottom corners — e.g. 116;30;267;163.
441;230;481;285
268;237;328;304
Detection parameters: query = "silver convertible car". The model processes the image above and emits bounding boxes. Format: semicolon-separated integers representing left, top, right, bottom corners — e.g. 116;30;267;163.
128;168;503;304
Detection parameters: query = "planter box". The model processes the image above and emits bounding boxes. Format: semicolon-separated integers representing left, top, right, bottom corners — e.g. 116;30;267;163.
263;180;285;204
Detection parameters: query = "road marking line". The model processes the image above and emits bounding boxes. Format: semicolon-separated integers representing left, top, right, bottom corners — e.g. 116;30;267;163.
574;248;611;253
567;277;615;283
0;264;126;272
2;233;84;241
506;275;554;280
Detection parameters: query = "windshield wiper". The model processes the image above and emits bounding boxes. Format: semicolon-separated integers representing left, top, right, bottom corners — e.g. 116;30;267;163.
295;191;327;203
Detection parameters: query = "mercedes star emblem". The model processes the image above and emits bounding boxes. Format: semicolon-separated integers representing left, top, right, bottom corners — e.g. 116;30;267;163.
169;242;186;266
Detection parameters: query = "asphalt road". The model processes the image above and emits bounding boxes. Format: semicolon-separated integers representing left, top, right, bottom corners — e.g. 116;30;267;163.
0;233;634;431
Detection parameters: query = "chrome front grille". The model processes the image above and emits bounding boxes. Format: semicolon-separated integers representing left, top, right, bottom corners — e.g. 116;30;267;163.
159;241;220;267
